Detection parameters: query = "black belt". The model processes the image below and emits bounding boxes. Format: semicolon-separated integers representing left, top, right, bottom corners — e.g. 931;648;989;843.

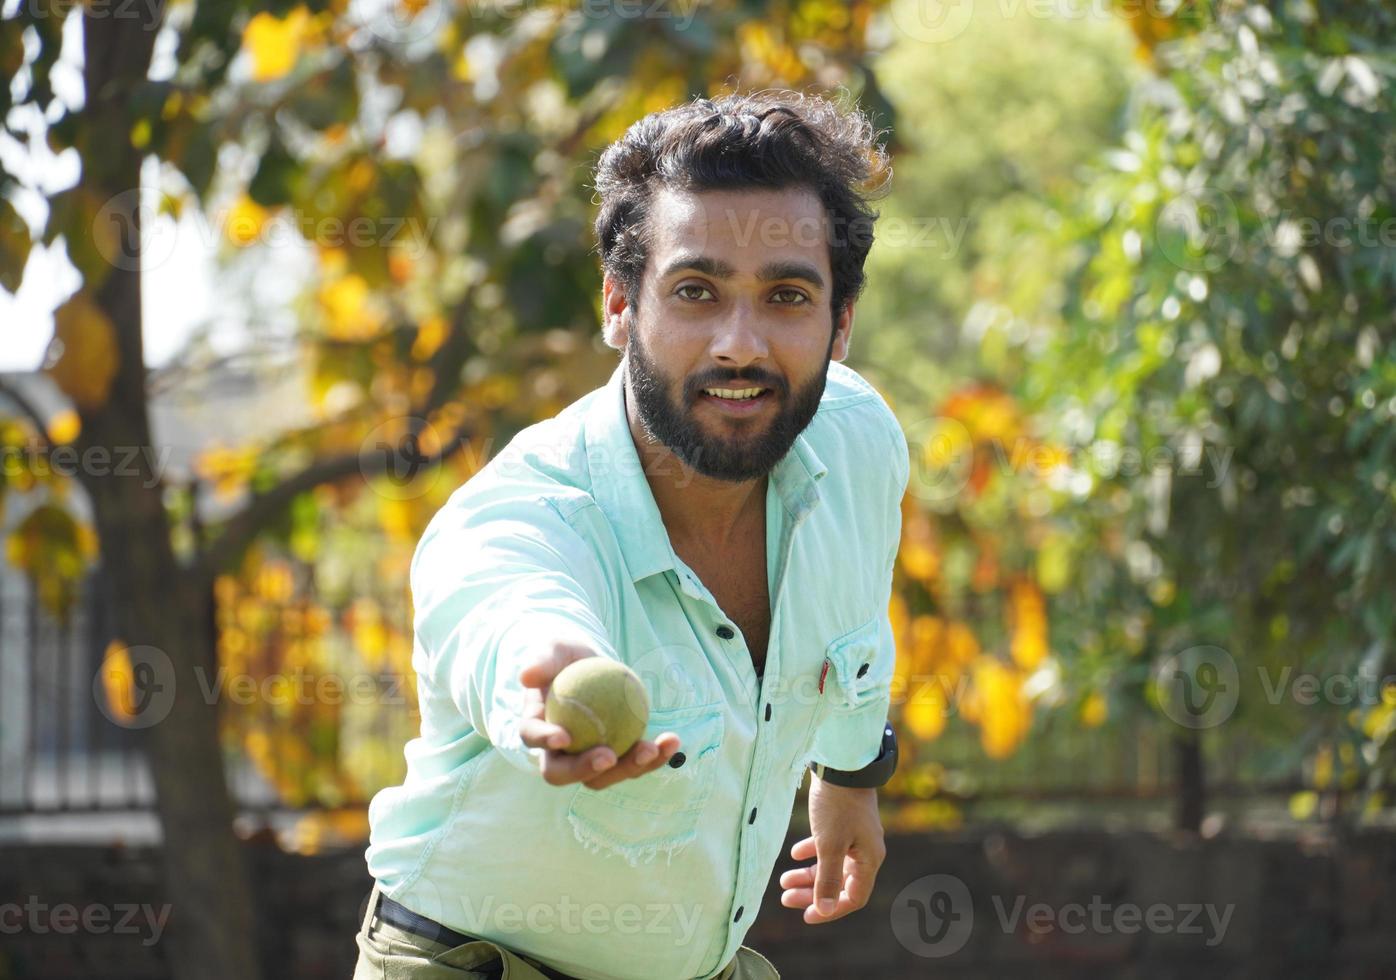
371;890;575;980
374;890;481;949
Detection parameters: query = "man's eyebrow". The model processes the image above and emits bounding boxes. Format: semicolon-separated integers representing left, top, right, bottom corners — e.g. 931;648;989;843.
658;254;826;290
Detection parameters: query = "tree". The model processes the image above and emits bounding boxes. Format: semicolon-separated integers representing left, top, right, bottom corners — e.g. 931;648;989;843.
983;0;1396;829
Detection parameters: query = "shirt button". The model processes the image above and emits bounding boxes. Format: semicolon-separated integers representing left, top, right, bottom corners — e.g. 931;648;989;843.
668;751;686;768
733;906;744;923
748;807;757;824
764;703;772;722
716;624;735;640
857;662;870;678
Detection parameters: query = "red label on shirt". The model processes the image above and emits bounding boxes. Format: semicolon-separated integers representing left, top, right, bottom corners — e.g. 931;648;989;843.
818;658;830;694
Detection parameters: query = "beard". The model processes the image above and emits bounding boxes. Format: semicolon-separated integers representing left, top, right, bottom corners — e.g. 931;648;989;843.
625;320;834;483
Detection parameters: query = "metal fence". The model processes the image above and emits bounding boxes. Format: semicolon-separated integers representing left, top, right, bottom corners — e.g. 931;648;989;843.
1;562;1308;824
0;566;155;815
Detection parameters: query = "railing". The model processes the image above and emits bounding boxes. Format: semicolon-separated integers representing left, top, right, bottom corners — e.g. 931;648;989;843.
1;564;1312;826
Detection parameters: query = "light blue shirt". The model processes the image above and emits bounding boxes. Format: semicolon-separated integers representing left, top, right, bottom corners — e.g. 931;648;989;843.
365;357;909;980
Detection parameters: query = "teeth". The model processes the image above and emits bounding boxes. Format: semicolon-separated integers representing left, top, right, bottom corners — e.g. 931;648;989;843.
704;387;765;400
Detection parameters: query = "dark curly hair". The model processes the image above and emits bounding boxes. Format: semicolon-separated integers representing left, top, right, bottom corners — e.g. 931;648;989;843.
591;89;891;322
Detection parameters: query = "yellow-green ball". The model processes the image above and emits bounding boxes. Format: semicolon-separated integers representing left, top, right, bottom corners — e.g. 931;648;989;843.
544;658;649;756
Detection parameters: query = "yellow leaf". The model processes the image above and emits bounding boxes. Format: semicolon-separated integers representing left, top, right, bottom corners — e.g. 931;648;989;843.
46;292;119;410
1009;579;1048;670
1081;691;1108;728
225;195;270;247
99;640;139;723
318;274;383;341
903;676;947;741
47;409;81;446
243;7;311;83
411;313;448;362
973;658;1032;759
1288;791;1318;821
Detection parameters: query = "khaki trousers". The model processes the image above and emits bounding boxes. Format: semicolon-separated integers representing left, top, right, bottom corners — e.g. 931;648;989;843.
352;881;780;980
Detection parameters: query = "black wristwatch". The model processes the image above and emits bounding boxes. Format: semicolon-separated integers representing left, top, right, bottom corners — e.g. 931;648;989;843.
808;721;898;789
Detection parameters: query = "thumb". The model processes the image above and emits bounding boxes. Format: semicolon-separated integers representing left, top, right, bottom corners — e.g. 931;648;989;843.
813;834;846;915
520;641;594;690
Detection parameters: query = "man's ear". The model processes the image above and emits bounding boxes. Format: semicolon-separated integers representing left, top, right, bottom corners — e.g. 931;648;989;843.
831;300;854;362
602;274;631;351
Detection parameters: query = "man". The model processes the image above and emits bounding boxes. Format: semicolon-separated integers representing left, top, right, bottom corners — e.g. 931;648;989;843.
356;89;908;980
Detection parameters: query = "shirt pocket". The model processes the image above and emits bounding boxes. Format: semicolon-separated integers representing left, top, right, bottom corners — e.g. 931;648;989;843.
565;703;725;864
788;615;893;780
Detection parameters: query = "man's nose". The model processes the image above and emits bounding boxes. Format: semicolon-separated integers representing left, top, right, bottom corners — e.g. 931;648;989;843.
709;302;769;367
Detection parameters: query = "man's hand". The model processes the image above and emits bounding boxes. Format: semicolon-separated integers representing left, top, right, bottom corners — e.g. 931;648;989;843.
778;775;886;924
517;641;681;790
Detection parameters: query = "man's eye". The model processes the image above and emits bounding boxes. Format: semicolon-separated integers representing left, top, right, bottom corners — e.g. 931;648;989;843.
772;288;808;305
676;284;713;301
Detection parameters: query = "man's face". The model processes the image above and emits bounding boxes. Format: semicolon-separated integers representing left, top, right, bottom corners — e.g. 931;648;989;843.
606;186;853;483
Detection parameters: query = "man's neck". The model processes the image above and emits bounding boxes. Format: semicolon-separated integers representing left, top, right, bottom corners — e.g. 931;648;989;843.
623;378;766;553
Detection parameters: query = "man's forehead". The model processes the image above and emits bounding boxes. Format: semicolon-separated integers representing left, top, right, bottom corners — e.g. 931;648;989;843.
647;185;831;268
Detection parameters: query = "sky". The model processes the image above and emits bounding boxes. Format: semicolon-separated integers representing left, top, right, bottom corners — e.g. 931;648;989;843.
1;7;220;373
1;208;215;373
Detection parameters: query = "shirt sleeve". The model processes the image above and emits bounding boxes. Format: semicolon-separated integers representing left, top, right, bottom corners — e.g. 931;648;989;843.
809;409;909;773
410;494;618;774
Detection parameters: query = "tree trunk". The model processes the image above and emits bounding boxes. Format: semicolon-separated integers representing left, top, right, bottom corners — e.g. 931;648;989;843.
1174;732;1205;833
75;8;263;980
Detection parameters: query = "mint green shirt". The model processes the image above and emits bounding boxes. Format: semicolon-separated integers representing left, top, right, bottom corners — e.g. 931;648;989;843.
365;358;908;980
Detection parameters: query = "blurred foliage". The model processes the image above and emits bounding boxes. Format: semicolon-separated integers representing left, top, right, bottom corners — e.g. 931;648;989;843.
923;0;1396;822
4;0;1392;833
1;0;903;817
862;0;1140;798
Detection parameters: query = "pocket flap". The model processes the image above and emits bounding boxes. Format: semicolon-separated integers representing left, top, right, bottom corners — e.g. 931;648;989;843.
824;617;893;710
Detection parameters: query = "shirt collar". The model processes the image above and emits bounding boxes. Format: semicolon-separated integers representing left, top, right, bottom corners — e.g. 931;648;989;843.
583;359;828;584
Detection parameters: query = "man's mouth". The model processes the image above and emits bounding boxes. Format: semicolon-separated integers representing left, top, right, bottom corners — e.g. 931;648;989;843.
701;386;770;401
697;385;774;415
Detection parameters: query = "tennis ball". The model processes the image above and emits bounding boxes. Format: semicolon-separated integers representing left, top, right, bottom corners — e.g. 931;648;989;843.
544;657;649;757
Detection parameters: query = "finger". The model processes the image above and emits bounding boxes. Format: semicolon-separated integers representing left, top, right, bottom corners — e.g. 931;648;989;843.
778;867;815;890
781;887;814;909
789;836;816;861
843;857;878;909
521;686;545;720
803;892;858;925
519;715;572;751
519;642;595;690
539;745;616;786
582;733;681;790
784;886;860;922
812;835;847;917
